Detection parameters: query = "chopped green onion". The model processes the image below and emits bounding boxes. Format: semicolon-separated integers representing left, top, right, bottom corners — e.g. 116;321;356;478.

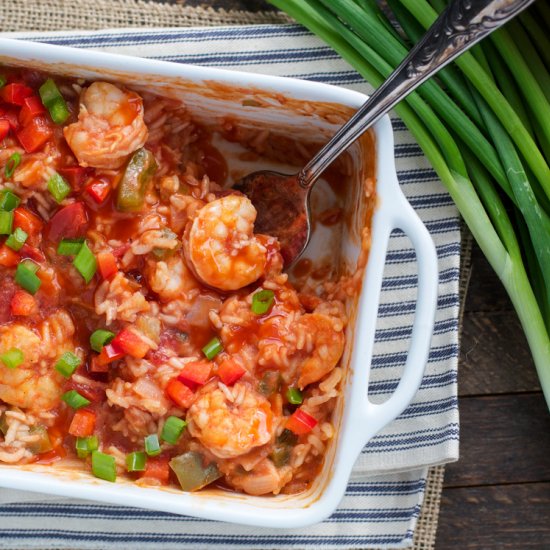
251;289;275;315
0;210;13;235
15;261;41;294
286;387;303;405
0;348;24;369
5;227;28;252
57;238;84;256
0;190;21;211
75;435;99;458
61;390;91;409
73;241;97;284
202;337;223;360
4;152;21;179
0;75;6;89
47;173;71;203
49;100;70;125
144;434;161;457
91;451;117;482
54;351;81;378
90;329;115;353
126;451;147;472
39;78;70;125
21;259;39;273
161;416;187;445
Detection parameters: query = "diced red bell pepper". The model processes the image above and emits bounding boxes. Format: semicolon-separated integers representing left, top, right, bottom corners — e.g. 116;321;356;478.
0;244;19;267
18;96;46;127
141;457;170;484
10;290;38;316
217;358;246;386
178;360;212;388
111;328;150;359
286;409;318;435
97;251;118;280
45;202;88;242
58;166;92;190
16;116;53;153
86;179;111;204
68;409;96;437
0;107;20;131
0;83;33;105
19;243;46;263
166;378;195;409
13;207;44;238
0;119;10;141
93;343;125;368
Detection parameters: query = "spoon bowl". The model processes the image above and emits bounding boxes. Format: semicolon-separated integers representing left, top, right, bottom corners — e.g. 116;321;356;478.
234;170;310;266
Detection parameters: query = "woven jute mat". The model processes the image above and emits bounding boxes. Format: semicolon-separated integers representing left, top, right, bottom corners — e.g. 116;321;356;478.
0;1;472;548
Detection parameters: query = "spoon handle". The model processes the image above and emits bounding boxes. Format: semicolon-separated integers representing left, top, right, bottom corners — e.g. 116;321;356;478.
298;0;534;189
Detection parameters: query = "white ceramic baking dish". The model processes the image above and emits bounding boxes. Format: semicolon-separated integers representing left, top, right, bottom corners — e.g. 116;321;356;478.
0;37;438;528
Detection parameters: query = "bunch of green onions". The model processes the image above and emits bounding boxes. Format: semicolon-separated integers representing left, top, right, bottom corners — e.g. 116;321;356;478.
268;0;550;410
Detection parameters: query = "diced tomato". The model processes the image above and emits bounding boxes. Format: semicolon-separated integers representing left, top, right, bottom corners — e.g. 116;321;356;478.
0;244;19;267
94;343;125;367
18;96;46;126
178;360;212;388
218;358;246;386
16;116;53;153
97;251;118;280
66;380;105;402
0;107;20;131
112;243;130;258
111;328;150;359
166;378;195;409
0;83;33;105
86;179;111;204
286;409;318;435
19;243;46;263
13;207;44;238
89;356;110;373
0;119;10;141
10;290;37;316
141;457;170;484
68;409;96;437
58;166;92;190
45;202;88;242
35;447;66;464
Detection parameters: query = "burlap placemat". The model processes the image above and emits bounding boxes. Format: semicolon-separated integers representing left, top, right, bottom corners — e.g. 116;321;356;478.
0;1;474;548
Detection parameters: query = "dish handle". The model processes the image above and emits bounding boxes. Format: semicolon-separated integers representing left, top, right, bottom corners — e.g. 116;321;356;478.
350;189;439;452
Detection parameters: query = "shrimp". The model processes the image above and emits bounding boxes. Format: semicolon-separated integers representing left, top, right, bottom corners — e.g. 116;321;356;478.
0;310;75;411
187;381;274;459
226;457;291;496
185;195;267;291
146;253;198;301
295;312;345;389
64;81;148;170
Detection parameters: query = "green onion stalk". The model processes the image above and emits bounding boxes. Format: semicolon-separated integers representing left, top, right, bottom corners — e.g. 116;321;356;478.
268;0;550;410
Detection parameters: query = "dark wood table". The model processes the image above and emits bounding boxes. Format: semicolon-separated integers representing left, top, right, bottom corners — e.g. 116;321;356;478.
169;1;550;546
437;241;550;548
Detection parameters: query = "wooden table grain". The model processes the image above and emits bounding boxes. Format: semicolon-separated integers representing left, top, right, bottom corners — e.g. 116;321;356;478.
437;243;550;548
166;1;550;546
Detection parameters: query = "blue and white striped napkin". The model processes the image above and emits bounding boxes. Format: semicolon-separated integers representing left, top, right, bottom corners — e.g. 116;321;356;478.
0;25;460;549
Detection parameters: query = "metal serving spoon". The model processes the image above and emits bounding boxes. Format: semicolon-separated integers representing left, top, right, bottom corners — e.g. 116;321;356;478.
235;0;534;265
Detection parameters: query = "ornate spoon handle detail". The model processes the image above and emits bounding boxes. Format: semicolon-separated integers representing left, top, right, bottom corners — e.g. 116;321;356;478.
299;0;534;189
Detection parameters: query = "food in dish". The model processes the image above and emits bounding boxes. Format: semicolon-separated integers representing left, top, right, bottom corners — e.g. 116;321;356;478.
0;69;370;496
